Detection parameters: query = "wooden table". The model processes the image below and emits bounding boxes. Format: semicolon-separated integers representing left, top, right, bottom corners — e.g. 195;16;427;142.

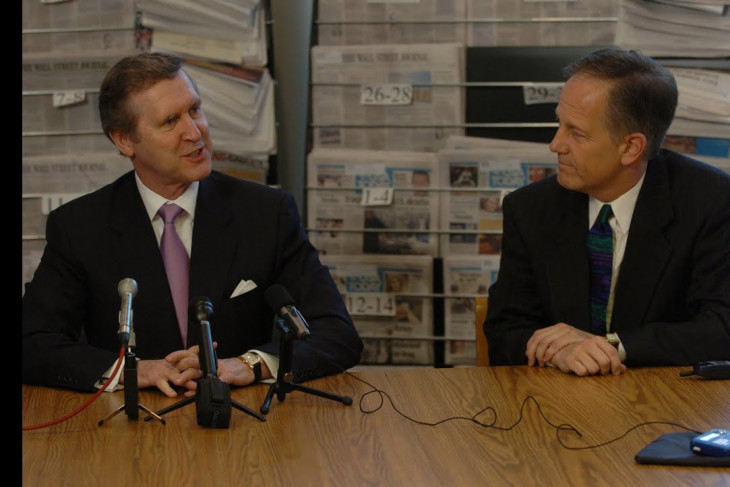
22;366;730;486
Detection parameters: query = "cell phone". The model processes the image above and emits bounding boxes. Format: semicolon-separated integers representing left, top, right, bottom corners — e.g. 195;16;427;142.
679;360;730;379
690;429;730;457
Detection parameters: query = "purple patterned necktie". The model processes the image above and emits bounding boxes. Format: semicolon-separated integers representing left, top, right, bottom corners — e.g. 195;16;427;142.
587;204;614;335
158;203;189;347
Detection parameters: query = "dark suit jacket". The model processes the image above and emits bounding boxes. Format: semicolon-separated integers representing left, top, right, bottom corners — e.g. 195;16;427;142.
22;170;363;391
485;149;730;366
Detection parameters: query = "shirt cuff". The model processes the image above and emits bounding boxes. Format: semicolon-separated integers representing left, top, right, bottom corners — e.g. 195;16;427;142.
250;349;279;383
94;358;124;392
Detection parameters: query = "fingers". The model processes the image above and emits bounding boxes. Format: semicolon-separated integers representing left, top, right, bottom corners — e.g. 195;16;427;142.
138;356;202;397
550;337;625;376
526;323;580;366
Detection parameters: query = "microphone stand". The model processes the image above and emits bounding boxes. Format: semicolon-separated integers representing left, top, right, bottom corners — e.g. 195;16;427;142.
146;372;266;426
260;319;353;415
98;345;164;426
145;317;266;427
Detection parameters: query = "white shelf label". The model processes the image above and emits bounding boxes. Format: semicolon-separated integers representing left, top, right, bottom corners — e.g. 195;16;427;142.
361;83;413;105
345;293;396;317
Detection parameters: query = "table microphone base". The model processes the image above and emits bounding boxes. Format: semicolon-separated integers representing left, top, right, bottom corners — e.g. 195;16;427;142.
98;349;164;426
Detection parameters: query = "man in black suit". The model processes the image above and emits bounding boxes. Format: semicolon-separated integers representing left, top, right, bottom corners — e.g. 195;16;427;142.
485;48;730;376
22;52;363;396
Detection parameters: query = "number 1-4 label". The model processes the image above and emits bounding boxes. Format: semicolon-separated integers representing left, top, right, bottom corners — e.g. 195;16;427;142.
361;187;393;206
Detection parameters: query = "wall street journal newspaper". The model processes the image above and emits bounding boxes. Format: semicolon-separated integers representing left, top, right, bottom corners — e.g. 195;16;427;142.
310;43;465;152
320;254;434;365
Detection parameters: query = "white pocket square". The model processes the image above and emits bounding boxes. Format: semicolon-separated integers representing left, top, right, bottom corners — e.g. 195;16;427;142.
231;279;257;298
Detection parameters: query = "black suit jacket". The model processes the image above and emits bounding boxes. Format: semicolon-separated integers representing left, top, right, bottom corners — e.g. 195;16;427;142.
485;149;730;366
22;170;363;390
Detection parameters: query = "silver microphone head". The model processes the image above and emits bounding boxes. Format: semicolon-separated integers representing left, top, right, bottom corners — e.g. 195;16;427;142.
118;278;138;297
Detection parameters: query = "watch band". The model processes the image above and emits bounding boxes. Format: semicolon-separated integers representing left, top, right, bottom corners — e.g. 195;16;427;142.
239;352;262;381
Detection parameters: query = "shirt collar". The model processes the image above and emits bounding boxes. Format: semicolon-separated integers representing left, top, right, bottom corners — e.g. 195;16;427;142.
135;172;199;221
588;171;646;233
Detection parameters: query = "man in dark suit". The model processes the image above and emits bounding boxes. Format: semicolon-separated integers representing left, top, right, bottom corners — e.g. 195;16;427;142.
485;48;730;376
22;52;363;396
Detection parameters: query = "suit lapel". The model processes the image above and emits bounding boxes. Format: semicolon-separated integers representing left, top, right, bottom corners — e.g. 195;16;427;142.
189;176;238;304
544;189;591;328
612;159;673;330
107;173;167;287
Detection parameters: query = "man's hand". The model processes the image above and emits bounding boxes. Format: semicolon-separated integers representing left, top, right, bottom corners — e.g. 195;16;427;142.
526;322;590;366
215;357;261;386
133;345;204;398
526;323;626;376
550;337;627;376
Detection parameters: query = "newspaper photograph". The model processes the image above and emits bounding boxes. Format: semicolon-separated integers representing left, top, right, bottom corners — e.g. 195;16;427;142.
310;43;465;152
320;254;434;365
442;255;500;366
307;148;440;257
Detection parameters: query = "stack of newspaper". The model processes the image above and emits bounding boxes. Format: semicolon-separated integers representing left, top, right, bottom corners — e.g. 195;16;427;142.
22;0;137;55
136;0;267;66
664;67;730;173
442;255;501;365
467;0;618;47
315;0;619;48
310;43;466;152
437;136;555;365
316;0;467;46
320;254;435;365
22;0;139;295
182;59;276;172
616;0;730;58
306;147;440;256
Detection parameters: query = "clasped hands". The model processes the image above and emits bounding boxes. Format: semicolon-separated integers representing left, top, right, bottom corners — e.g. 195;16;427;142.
526;323;627;376
127;342;258;398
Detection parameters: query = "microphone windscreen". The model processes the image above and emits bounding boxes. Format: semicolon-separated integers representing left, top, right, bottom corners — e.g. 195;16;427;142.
118;278;138;297
189;296;214;322
265;284;295;311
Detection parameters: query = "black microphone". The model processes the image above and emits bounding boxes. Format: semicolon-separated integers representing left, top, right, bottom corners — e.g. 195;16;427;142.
189;297;217;378
189;297;233;428
265;284;311;340
117;278;138;346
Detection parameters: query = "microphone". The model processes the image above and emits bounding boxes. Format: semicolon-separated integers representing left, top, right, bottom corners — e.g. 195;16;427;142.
189;296;234;428
264;284;311;340
189;297;217;378
117;278;138;347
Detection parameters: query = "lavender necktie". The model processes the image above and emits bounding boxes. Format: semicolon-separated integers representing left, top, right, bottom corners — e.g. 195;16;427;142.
587;204;614;335
158;203;189;347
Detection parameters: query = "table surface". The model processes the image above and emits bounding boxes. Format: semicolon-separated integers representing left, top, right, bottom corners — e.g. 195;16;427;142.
22;366;730;486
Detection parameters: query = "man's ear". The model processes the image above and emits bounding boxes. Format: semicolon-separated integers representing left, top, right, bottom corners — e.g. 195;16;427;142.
620;132;647;167
109;131;135;158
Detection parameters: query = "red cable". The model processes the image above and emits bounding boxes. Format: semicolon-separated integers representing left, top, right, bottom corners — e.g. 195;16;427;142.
22;347;126;431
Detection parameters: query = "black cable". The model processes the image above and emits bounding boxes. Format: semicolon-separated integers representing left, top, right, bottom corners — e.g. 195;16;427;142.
310;343;700;451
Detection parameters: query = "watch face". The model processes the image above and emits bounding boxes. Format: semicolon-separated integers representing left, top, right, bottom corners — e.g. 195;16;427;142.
245;353;261;365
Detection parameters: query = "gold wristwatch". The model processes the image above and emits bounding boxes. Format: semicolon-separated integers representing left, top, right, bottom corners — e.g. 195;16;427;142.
606;333;620;350
240;352;262;381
